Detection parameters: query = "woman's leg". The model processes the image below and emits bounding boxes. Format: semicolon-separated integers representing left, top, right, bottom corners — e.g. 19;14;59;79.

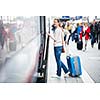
61;61;69;74
83;36;85;51
85;40;88;50
54;47;62;76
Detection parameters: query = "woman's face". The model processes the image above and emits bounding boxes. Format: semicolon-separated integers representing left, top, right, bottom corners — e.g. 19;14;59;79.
84;23;88;27
54;19;59;27
79;23;82;26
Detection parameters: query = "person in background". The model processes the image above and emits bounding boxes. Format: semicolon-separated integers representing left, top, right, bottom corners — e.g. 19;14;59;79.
65;22;72;43
71;23;77;41
82;22;90;52
90;20;98;48
47;19;69;78
97;21;100;43
66;22;72;33
77;23;83;41
71;23;76;36
72;23;79;43
64;26;70;56
59;22;70;56
79;23;84;40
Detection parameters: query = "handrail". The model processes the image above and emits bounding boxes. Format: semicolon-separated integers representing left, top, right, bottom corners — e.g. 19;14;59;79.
43;33;49;64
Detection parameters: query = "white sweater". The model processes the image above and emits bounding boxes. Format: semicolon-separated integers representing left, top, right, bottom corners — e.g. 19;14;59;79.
53;27;64;47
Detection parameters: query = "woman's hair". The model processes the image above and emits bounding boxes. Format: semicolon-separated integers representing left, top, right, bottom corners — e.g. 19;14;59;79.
54;18;60;26
77;23;79;26
54;18;60;23
84;22;88;26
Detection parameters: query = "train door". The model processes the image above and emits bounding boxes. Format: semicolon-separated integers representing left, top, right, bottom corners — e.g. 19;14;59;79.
36;16;50;83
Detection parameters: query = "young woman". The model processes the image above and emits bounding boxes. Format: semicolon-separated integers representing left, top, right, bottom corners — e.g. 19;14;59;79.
47;19;69;78
82;22;90;51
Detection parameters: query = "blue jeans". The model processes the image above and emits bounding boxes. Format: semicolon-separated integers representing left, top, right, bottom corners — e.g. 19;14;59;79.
54;46;69;76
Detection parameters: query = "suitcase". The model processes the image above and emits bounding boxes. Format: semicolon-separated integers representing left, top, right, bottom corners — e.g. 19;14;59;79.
9;41;17;51
67;56;82;77
77;40;83;50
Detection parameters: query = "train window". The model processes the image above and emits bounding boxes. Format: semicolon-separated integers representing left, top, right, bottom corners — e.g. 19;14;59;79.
0;16;41;55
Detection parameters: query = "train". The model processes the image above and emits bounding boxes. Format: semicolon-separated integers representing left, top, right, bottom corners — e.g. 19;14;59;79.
0;16;50;83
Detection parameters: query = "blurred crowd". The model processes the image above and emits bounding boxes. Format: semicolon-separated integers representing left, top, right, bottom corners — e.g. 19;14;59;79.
0;20;19;52
52;19;100;51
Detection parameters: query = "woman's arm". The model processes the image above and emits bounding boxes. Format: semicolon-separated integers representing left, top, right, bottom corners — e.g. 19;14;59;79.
61;31;65;46
46;33;56;41
85;27;90;33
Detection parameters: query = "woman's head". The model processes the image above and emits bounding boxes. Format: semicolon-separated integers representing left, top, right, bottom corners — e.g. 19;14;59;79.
84;22;88;27
79;23;82;26
77;23;79;27
53;19;60;27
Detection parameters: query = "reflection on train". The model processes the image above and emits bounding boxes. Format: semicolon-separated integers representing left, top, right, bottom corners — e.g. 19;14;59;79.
0;16;49;83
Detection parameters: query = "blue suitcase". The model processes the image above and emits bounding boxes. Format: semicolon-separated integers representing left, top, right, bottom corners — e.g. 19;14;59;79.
67;56;82;77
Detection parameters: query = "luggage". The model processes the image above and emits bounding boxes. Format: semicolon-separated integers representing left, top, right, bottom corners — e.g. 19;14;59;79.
9;40;16;51
77;40;83;50
67;56;82;77
98;42;100;50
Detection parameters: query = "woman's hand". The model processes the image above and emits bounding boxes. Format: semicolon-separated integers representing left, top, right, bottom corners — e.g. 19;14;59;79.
47;33;56;41
46;33;51;37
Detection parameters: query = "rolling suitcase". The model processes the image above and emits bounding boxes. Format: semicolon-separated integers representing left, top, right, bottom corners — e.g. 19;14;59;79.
77;40;83;50
67;56;82;77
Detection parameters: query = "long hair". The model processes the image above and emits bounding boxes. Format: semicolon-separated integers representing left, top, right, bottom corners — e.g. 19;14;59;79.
54;18;60;26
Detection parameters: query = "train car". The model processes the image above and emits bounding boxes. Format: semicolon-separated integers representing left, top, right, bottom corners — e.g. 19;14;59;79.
0;16;49;83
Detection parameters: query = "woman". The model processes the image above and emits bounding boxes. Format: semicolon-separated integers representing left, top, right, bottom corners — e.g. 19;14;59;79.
47;19;69;78
82;22;90;51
